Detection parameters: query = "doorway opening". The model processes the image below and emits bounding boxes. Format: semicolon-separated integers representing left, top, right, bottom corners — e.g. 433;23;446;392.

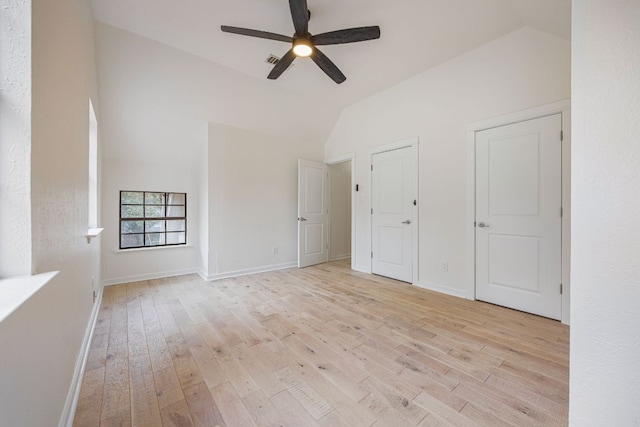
298;155;356;270
328;160;352;263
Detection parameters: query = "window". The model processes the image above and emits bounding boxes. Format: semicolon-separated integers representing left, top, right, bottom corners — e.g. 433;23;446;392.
120;191;187;249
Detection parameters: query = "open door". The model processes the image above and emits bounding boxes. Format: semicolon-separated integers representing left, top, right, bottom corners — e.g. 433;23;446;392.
298;159;328;268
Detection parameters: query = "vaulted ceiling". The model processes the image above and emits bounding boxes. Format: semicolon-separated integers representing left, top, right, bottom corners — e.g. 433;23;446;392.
93;0;570;108
92;0;571;163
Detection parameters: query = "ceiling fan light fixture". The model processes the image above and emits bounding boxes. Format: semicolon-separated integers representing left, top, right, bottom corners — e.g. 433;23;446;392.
293;38;313;57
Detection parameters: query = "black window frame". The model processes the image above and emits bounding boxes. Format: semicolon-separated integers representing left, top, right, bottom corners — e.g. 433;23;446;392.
119;191;187;250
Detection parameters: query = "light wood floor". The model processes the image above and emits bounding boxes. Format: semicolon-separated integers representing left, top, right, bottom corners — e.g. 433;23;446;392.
74;259;569;426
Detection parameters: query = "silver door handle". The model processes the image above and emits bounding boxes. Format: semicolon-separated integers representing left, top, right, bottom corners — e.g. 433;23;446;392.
477;222;490;228
298;217;307;221
402;220;411;225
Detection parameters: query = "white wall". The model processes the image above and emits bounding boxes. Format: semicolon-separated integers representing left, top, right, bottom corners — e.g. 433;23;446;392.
94;22;340;166
101;157;201;284
0;0;32;277
205;123;323;278
570;1;640;425
0;0;102;424
329;161;352;260
198;140;210;277
325;27;571;295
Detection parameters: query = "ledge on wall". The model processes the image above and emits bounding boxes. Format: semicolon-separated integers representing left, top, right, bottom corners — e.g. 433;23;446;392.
0;271;59;324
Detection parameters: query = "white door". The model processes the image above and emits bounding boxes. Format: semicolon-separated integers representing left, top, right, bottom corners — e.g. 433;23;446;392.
475;114;562;320
298;159;328;268
371;146;416;283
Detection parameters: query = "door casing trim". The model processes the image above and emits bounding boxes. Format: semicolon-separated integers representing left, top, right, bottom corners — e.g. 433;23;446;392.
370;137;419;284
465;99;571;324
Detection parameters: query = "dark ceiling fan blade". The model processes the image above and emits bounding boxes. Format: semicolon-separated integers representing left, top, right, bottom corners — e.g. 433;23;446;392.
268;49;297;80
311;26;381;45
289;0;308;36
310;47;346;84
221;25;293;43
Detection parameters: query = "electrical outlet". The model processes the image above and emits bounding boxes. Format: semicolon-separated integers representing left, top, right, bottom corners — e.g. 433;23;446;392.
272;246;278;255
442;262;449;272
93;290;97;303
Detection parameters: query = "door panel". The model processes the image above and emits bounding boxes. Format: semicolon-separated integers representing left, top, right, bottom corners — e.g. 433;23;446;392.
378;227;404;265
489;234;540;292
476;114;562;320
298;159;328;268
372;146;416;283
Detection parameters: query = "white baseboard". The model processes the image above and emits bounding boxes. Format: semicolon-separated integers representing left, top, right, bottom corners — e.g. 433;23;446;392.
329;254;351;262
414;280;471;300
202;262;297;281
102;268;199;286
352;265;371;274
59;284;104;427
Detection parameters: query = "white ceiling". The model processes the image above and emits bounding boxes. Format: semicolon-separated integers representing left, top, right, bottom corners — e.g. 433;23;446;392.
92;0;571;109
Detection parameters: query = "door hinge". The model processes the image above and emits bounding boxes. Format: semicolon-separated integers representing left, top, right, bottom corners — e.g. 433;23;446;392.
560;207;563;217
560;130;564;141
560;283;563;294
371;164;373;171
371;208;373;215
371;251;373;259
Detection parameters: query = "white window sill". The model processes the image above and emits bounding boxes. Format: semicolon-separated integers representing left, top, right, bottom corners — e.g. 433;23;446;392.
113;245;192;254
0;271;59;324
86;227;104;243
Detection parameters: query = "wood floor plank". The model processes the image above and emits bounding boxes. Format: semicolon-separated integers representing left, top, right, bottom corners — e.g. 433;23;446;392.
232;342;287;397
100;340;130;425
276;366;333;420
242;390;290;427
484;374;568;420
153;365;185;409
183;381;226;427
75;260;569;426
359;375;428;425
73;367;105;427
448;369;563;426
317;409;354;427
84;331;109;372
413;391;481;427
129;353;163;426
160;399;195;427
190;342;226;390
209;381;258;427
284;353;377;427
270;389;320;427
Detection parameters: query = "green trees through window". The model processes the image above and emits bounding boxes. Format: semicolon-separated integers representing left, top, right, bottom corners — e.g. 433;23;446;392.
120;191;187;249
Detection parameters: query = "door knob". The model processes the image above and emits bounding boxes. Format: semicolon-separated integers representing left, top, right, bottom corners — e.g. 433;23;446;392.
298;217;307;221
402;220;411;225
477;222;490;228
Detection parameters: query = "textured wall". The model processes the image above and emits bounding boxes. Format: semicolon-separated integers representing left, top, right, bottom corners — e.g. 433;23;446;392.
0;0;102;425
325;27;571;294
0;0;32;277
570;0;640;424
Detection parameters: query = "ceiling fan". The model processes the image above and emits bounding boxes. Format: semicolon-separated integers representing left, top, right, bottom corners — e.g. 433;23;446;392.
221;0;380;84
